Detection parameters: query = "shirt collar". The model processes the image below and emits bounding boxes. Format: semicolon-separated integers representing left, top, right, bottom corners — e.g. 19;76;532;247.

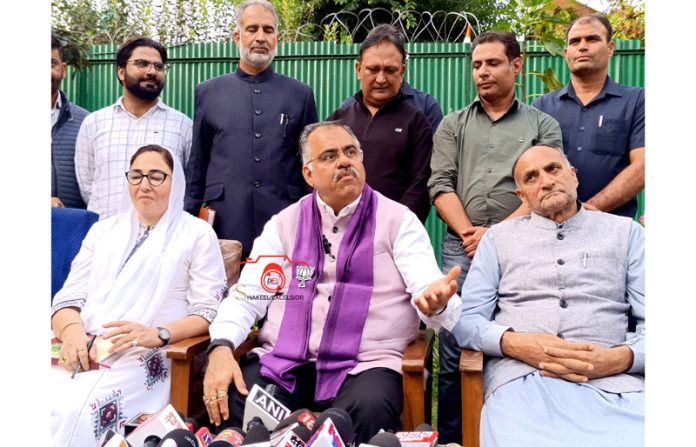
235;65;274;83
400;80;416;98
559;76;623;102
113;96;165;117
529;201;586;230
52;92;63;112
315;193;362;219
471;96;520;121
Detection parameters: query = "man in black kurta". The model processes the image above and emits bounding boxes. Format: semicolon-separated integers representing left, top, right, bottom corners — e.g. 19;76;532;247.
327;24;433;223
185;0;317;255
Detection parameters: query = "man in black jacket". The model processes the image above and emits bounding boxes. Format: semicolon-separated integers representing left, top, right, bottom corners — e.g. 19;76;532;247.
328;24;433;223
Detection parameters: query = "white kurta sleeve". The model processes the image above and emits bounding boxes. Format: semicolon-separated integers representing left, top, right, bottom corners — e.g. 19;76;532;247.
209;215;283;349
185;222;228;323
392;210;462;332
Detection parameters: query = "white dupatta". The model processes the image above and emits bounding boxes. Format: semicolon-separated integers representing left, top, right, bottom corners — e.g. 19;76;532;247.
78;148;191;334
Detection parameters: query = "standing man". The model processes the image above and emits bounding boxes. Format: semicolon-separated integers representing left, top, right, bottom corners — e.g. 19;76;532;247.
52;35;89;209
75;37;192;219
427;32;563;444
533;14;644;218
185;0;318;257
328;24;433;223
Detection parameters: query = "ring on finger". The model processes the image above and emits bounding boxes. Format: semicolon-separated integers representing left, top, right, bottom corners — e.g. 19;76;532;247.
217;390;227;398
203;395;217;403
132;339;139;348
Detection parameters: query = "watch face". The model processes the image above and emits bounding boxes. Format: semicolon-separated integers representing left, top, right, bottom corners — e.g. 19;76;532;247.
158;328;171;344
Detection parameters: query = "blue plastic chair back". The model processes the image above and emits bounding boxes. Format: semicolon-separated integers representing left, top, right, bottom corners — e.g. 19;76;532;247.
51;208;99;300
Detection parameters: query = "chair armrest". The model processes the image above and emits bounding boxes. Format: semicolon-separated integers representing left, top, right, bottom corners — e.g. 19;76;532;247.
459;348;483;372
402;329;434;431
402;329;434;372
460;349;484;447
166;335;210;361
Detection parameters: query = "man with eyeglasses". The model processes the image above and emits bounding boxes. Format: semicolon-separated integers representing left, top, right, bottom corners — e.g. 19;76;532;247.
52;34;89;209
328;24;434;223
185;0;317;259
203;121;462;443
75;36;192;219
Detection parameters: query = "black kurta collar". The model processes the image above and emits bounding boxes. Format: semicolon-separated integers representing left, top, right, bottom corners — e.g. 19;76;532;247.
235;65;275;83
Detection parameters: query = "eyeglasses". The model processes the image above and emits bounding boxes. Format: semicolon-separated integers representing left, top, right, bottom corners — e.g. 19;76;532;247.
308;146;363;165
125;170;170;186
128;59;168;73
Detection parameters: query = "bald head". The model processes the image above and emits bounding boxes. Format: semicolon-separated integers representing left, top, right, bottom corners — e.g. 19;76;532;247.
514;145;579;222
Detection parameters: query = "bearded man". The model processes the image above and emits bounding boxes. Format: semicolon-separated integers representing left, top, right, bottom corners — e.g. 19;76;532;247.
184;0;317;258
75;37;192;219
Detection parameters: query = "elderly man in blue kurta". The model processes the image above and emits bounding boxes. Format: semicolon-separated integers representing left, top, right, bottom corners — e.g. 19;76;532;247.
185;0;317;256
451;145;644;447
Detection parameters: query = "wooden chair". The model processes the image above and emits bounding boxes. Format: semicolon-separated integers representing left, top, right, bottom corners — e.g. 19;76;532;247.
167;239;436;430
459;349;484;447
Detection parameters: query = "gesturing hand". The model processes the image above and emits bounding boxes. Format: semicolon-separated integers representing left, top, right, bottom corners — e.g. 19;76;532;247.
102;320;162;353
414;265;461;316
203;346;249;426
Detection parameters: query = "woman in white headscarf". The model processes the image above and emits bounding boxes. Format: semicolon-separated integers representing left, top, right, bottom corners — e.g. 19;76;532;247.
51;144;227;446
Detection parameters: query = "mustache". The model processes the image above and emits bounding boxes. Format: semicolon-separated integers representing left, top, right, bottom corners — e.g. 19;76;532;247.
250;43;270;50
333;166;360;182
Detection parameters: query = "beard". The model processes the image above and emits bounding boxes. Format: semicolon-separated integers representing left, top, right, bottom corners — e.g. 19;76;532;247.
51;75;61;96
239;41;276;69
123;71;163;101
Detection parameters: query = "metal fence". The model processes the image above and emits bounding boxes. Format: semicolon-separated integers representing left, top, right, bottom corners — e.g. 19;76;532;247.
64;40;644;262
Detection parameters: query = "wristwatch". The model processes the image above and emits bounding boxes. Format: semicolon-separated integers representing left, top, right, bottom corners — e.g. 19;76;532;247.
156;327;172;347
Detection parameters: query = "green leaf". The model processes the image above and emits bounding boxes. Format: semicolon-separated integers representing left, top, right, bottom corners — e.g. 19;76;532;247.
540;37;565;57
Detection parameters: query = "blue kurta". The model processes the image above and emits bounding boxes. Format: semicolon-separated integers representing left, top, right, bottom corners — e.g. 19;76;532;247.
185;66;318;252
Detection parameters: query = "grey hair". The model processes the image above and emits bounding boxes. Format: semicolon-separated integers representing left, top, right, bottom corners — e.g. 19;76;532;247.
299;121;362;168
235;0;279;33
512;145;571;188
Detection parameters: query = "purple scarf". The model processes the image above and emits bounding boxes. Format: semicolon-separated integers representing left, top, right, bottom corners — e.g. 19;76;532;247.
260;186;377;402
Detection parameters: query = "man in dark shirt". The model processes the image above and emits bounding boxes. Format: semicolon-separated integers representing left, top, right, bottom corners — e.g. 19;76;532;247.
185;0;317;256
327;24;433;222
533;14;644;218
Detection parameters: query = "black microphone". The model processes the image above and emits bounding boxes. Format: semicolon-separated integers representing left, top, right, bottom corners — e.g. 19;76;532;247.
321;235;335;261
242;423;271;446
143;434;162;447
368;432;401;447
310;408;354;447
247;416;266;432
155;428;199;446
414;423;434;432
292;425;312;443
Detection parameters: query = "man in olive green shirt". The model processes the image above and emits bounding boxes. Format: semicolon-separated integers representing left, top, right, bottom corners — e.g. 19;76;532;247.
426;31;562;444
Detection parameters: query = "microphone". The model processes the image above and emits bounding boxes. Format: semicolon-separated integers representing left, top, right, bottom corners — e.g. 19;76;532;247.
186;418;200;433
321;235;335;261
143;435;163;447
394;425;438;447
99;430;132;447
308;408;354;447
366;432;401;447
214;427;247;447
126;404;187;446
196;426;215;445
275;409;317;433
242;384;291;431
156;428;200;446
241;423;271;447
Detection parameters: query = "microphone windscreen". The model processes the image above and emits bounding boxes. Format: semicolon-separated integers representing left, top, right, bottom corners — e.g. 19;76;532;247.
368;432;401;447
242;424;271;445
292;426;312;444
156;428;199;446
311;408;354;446
414;423;435;432
185;417;200;433
215;427;247;446
246;416;266;432
143;434;163;447
275;409;316;432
